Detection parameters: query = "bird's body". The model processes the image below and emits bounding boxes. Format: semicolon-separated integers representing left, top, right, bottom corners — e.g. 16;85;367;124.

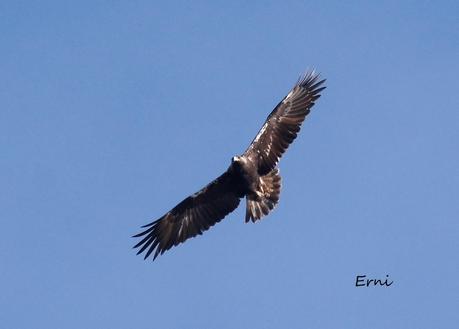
230;156;259;195
229;155;281;222
133;71;326;260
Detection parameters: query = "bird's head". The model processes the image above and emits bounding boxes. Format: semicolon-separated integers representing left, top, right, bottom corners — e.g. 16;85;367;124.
231;155;247;172
231;156;241;163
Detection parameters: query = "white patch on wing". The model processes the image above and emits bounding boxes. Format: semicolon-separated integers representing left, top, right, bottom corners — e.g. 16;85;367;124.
253;122;268;143
177;222;184;237
285;86;301;102
264;135;272;157
285;89;294;100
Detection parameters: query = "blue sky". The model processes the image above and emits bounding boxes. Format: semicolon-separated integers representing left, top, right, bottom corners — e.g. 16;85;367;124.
1;1;458;328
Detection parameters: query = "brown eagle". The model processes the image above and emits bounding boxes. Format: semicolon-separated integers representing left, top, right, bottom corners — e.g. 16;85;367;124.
133;71;326;260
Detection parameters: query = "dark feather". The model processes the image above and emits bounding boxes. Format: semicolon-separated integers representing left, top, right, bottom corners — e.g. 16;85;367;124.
133;171;241;260
244;70;326;175
133;70;326;261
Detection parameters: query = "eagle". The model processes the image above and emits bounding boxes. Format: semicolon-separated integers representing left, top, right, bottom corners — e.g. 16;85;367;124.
133;70;326;260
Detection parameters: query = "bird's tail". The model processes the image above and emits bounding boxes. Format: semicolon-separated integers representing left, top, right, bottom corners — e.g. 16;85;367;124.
245;168;281;223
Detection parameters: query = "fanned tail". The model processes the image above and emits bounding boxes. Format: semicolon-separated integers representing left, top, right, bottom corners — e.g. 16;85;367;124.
245;168;281;223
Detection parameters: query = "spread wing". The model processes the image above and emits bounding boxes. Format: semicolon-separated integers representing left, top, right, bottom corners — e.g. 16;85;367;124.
244;71;326;175
133;170;241;260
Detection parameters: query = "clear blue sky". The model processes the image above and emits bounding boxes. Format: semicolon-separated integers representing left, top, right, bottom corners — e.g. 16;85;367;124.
1;1;458;328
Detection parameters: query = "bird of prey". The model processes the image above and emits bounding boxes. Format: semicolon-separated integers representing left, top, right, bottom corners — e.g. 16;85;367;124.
133;70;326;260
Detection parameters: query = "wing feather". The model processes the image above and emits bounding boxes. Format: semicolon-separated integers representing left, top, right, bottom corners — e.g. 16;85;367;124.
244;70;326;175
133;170;241;260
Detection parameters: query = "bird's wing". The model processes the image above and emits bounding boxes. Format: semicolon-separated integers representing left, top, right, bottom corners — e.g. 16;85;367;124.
133;170;241;260
244;71;326;175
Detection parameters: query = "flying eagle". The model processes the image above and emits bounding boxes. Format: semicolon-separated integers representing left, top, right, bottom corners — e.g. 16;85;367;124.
133;71;326;260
